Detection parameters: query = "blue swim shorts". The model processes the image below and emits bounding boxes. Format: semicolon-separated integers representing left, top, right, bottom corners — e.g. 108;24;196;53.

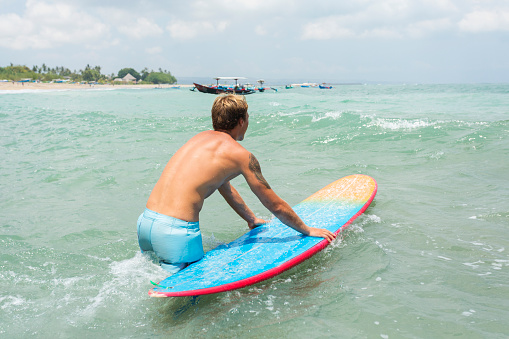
137;208;204;273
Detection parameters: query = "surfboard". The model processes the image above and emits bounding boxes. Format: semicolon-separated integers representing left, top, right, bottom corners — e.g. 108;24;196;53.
149;174;377;297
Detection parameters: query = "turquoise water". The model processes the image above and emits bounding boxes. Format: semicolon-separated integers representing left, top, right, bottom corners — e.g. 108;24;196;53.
1;84;508;338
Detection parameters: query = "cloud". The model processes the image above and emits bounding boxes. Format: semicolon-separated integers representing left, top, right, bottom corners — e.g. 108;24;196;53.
1;0;508;83
458;10;509;32
300;1;418;40
116;17;163;39
0;0;108;50
255;25;268;36
146;46;162;54
300;11;407;40
167;20;229;40
301;18;355;40
299;0;509;40
406;18;453;38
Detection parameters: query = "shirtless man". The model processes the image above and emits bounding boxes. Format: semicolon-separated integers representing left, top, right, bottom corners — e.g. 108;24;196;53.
137;94;335;273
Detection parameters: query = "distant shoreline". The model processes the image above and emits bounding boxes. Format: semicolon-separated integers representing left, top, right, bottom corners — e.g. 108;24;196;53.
0;82;191;91
0;81;367;92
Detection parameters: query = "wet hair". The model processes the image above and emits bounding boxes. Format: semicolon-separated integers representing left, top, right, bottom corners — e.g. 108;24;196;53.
211;94;248;131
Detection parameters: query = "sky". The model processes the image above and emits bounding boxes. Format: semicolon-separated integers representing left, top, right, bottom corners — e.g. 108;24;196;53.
1;0;508;83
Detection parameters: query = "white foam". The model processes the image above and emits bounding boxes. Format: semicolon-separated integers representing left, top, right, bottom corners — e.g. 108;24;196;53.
311;111;343;122
0;295;30;310
203;233;227;251
52;276;87;288
462;309;476;316
318;136;339;144
368;117;436;131
351;214;381;232
79;252;165;319
429;151;444;160
437;256;452;261
463;260;484;269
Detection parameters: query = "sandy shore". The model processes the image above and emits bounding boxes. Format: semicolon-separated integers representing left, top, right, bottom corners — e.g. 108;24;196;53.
0;82;191;91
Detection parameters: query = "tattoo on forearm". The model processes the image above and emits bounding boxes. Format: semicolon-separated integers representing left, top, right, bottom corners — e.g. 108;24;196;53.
249;154;271;189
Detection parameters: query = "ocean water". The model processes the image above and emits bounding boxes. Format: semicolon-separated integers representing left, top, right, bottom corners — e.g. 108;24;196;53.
1;84;508;338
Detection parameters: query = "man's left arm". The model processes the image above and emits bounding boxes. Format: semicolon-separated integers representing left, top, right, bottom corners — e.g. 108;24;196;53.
218;181;268;229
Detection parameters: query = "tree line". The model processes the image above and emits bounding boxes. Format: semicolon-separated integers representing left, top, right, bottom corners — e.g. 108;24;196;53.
0;63;177;84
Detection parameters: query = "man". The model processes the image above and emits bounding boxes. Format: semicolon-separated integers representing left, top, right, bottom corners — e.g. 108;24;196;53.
137;94;335;273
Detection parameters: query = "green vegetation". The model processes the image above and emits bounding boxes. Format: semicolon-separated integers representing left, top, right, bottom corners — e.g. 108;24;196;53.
145;72;177;84
117;68;141;81
0;63;177;84
136;67;177;84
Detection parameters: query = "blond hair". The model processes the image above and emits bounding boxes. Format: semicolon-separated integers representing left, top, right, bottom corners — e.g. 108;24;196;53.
211;94;248;131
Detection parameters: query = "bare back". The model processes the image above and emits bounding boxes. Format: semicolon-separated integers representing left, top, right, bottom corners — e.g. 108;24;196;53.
146;130;245;222
143;94;336;243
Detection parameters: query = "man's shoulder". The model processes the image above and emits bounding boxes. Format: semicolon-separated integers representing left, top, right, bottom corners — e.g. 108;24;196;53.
225;137;250;157
195;130;251;157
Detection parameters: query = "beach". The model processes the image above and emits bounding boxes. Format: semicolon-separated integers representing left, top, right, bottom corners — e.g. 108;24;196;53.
0;81;188;91
1;84;508;338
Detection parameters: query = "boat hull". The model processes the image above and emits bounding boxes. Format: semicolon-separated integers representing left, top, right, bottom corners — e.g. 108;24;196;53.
193;83;255;95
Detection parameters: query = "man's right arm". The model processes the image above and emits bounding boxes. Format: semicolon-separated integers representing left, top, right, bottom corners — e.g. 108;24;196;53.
218;181;268;229
242;153;335;242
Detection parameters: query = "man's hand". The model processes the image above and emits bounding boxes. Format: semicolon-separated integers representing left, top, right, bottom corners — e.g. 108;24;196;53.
307;227;336;243
248;217;269;229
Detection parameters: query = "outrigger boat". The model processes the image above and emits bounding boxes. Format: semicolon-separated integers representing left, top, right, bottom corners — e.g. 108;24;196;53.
193;77;255;95
319;83;333;89
257;79;266;92
256;79;278;92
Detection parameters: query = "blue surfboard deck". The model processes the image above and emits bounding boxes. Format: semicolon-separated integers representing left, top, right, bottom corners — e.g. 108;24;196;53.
149;174;377;297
